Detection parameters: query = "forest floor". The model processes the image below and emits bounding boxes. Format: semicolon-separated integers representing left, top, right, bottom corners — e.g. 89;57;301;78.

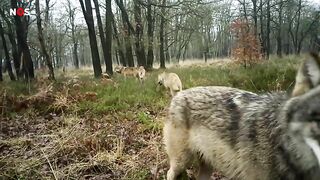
0;56;300;179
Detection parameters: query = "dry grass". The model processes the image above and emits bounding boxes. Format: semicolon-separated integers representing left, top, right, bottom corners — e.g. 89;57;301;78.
0;74;168;179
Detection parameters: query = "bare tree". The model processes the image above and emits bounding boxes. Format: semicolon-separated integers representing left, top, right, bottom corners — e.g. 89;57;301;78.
11;0;34;80
146;0;154;69
159;0;166;68
259;0;266;57
289;0;320;54
0;53;2;81
79;0;102;78
0;8;20;78
93;0;112;74
275;0;284;57
35;0;55;80
105;0;113;75
66;0;79;69
115;0;135;67
266;0;271;59
251;0;258;36
0;18;15;81
112;14;126;66
133;0;147;67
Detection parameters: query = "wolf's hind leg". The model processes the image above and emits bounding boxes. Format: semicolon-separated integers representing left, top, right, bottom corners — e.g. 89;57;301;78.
164;122;191;180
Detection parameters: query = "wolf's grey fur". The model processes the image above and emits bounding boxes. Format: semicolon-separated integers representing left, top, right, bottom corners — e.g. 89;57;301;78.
164;53;320;180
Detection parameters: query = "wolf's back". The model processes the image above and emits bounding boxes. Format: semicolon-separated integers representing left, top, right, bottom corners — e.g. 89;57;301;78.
168;86;275;128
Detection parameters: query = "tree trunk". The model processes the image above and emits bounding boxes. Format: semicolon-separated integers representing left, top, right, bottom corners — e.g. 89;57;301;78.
266;0;271;59
73;42;79;68
288;0;302;55
112;15;126;66
159;0;166;69
124;32;134;67
0;8;20;78
277;0;283;57
11;0;34;80
146;0;154;70
259;0;265;57
115;0;135;67
93;0;110;73
294;0;302;54
240;0;249;23
67;0;79;69
0;53;2;81
0;18;16;81
133;0;147;67
35;0;55;80
165;31;170;63
79;0;102;78
105;0;113;75
252;0;258;36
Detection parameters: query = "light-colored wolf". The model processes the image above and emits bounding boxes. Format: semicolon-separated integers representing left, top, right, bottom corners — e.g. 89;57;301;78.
158;72;183;97
137;66;146;83
164;53;320;180
115;66;146;83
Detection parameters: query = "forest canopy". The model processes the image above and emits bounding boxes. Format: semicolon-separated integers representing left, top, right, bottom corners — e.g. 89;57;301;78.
0;0;319;80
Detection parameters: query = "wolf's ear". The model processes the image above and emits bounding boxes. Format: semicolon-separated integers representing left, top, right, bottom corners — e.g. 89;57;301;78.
292;52;320;97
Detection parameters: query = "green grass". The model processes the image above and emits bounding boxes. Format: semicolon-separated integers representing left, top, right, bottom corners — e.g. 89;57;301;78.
171;55;299;93
1;55;301;115
0;80;36;95
0;55;301;117
73;55;300;136
77;72;168;114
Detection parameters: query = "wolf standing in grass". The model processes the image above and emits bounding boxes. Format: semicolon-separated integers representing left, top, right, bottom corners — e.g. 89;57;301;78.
115;66;146;83
158;72;182;97
164;53;320;180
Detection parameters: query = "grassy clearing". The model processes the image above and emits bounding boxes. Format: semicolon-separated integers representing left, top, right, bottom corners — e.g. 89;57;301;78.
0;55;302;179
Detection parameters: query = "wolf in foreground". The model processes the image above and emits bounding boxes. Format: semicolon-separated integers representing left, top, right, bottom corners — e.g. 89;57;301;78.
158;72;183;97
164;53;320;180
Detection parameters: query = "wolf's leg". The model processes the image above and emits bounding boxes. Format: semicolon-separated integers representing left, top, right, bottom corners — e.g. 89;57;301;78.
170;89;176;97
198;161;213;180
164;122;191;180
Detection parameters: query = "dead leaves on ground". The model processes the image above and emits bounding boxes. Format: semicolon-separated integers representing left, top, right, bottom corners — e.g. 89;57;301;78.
0;76;114;116
1;76;171;180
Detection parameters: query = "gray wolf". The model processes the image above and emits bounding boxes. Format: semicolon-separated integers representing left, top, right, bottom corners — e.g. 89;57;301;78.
164;53;320;180
157;72;182;97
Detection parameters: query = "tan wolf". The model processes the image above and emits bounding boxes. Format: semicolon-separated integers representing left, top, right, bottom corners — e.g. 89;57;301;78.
137;66;146;83
157;72;183;97
115;66;146;83
164;53;320;180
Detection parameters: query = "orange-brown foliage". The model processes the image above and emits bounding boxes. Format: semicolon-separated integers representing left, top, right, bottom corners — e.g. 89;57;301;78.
231;19;262;67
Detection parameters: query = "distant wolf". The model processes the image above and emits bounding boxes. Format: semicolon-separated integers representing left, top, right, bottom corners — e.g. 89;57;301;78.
157;72;182;97
115;66;146;83
164;53;320;180
137;66;146;83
